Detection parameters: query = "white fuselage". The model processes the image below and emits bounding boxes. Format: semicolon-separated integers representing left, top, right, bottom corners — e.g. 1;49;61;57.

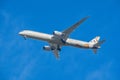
19;30;92;49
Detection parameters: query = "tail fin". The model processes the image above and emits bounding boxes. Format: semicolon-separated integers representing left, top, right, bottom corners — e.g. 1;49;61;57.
89;36;100;44
89;36;105;54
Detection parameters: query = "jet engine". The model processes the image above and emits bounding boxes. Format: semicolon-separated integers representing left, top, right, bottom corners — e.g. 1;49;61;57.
43;46;52;51
53;31;64;37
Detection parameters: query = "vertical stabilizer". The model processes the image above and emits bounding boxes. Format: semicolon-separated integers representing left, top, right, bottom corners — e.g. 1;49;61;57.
89;36;100;44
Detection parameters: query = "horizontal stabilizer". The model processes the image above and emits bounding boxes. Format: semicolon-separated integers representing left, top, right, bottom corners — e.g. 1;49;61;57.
93;49;97;54
92;39;105;54
94;40;106;47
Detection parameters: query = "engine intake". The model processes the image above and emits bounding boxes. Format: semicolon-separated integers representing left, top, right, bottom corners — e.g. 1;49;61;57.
53;31;64;37
43;46;51;51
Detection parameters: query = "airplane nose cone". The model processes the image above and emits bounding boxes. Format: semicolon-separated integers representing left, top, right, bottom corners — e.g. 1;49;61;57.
19;31;24;35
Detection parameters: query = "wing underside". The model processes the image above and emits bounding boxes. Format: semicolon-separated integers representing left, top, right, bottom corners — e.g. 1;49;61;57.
49;43;60;59
53;49;59;59
62;16;89;40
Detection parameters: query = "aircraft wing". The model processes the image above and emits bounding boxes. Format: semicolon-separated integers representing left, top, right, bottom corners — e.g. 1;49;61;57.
53;49;59;59
49;43;60;59
62;16;89;40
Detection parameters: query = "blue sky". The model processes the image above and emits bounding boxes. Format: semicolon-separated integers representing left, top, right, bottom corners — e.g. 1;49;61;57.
0;0;120;80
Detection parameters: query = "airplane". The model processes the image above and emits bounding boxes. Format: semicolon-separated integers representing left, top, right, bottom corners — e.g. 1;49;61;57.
19;16;105;59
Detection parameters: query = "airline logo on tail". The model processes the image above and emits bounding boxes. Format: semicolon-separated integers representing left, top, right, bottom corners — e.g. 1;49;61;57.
89;36;105;54
89;36;100;44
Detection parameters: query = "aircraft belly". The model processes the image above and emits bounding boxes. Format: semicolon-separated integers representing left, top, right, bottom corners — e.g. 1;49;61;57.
26;31;52;42
66;38;89;48
25;31;64;45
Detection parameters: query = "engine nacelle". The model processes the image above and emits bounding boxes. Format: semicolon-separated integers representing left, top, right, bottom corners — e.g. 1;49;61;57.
53;31;64;37
43;46;51;51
